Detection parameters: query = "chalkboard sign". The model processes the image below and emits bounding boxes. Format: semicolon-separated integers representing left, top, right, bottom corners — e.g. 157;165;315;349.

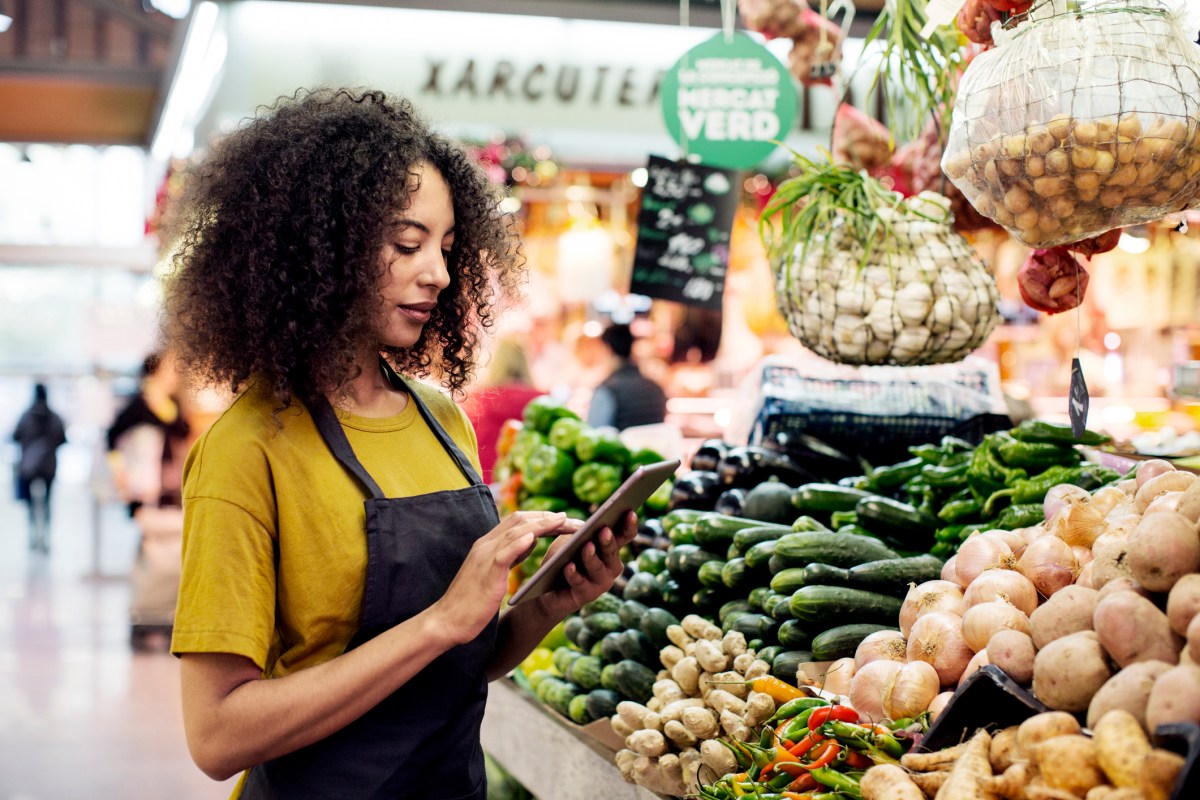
630;155;739;310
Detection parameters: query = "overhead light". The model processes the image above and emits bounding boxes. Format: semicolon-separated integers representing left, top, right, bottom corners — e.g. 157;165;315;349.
0;3;12;33
150;1;222;161
145;0;191;19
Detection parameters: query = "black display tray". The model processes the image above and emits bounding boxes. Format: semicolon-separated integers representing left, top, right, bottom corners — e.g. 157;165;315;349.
914;665;1197;800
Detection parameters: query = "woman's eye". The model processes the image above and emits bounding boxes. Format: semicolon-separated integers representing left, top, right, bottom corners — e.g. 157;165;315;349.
395;244;420;255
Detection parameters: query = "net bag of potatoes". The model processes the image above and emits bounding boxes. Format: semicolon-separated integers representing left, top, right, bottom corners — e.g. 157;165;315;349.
774;192;1001;366
941;0;1200;248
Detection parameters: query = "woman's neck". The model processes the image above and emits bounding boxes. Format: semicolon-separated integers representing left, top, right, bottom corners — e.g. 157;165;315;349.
337;353;409;418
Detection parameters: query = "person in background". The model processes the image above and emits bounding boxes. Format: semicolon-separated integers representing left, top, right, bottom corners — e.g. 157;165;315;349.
106;352;191;515
11;382;67;553
587;323;668;431
161;88;636;798
461;336;544;484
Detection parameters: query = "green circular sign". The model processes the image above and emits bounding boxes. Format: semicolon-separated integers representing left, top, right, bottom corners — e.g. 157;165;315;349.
660;31;798;170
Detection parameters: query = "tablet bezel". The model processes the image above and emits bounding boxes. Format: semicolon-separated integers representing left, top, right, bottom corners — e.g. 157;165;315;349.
506;458;680;607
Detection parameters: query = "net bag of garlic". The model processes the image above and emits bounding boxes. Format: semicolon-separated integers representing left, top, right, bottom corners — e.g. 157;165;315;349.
941;0;1200;249
764;177;1001;366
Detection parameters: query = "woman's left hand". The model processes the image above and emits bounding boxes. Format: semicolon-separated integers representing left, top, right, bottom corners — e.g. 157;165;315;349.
533;510;638;620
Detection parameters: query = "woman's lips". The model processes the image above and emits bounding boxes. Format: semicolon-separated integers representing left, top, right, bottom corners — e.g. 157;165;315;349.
398;304;433;323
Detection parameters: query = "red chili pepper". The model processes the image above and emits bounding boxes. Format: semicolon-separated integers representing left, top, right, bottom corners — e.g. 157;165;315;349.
807;704;859;730
787;772;819;793
775;717;797;749
781;794;817;800
843;749;872;770
805;741;842;771
788;730;825;758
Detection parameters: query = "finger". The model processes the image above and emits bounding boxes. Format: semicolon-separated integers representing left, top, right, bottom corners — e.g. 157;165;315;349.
498;530;538;567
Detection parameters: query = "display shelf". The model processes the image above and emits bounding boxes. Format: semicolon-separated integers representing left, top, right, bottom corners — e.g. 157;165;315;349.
481;678;665;800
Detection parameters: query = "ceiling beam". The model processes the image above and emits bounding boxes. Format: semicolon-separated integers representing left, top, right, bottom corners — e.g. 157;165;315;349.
0;58;160;86
75;0;174;39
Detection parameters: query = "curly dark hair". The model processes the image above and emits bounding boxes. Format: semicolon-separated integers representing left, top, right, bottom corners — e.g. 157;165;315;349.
162;87;525;407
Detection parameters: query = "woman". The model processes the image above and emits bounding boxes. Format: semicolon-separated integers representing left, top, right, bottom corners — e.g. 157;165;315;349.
163;88;636;799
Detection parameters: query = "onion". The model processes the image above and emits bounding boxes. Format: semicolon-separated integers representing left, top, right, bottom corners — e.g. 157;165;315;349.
929;691;954;720
907;611;973;688
1116;478;1138;495
899;580;965;638
941;554;961;586
958;648;991;687
1090;485;1126;516
854;630;908;671
822;657;855;697
883;661;941;720
1044;483;1091;521
961;599;1030;652
981;528;1029;558
1018;535;1078;597
1135;470;1195;512
1135;458;1175;490
1076;559;1095;588
1072;545;1093;567
955;535;1014;586
849;659;902;723
1047;499;1106;548
961;569;1039;615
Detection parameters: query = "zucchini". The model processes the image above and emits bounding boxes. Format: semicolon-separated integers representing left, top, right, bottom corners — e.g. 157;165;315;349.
855;496;939;548
773;531;899;569
719;599;753;624
612;659;656;704
811;623;898;661
600;663;620;692
693;513;789;550
771;650;814;686
803;563;852;587
770;567;811;596
640;607;680;649
668;523;696;546
568;693;593;724
789;585;904;626
742;478;799;524
767;554;790;575
566;654;604;690
792;483;871;515
697;559;728;589
621;571;661;605
731;525;789;557
847;554;945;597
777;619;813;650
563;616;587;648
792;516;834;533
553;646;583;674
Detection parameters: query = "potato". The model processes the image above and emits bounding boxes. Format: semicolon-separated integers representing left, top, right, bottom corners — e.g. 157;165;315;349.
1093;708;1153;787
1094;591;1183;667
1190;614;1200;664
1135;471;1196;513
1017;711;1082;755
1140;748;1187;800
988;629;1035;685
1098;577;1152;600
1167;573;1200;635
1091;532;1135;589
1127;511;1200;592
1086;660;1174;729
1145;663;1200;730
1036;734;1106;795
1175;476;1200;521
1029;584;1098;648
1033;631;1113;711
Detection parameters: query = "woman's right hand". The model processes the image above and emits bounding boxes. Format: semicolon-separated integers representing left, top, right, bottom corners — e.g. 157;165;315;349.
431;511;576;646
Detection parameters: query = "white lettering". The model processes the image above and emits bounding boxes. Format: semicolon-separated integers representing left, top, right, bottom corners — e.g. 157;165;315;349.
680;109;707;140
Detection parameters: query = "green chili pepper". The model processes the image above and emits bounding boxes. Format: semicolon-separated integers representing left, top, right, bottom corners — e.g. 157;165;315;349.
830;510;859;529
766;771;796;791
908;443;944;464
781;707;821;740
938;497;982;524
958;522;988;542
759;726;775;748
984;464;1120;515
966;441;1008;498
865;457;924;492
1011;419;1112;446
996;437;1079;471
769;695;830;723
930;541;954;558
809;767;863;798
628;447;666;470
996;503;1045;529
939;435;975;453
824;720;905;758
719;738;752;770
518;495;570;513
921;462;970;488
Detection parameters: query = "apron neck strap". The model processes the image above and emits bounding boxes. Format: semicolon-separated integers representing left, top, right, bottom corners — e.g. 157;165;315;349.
308;394;387;500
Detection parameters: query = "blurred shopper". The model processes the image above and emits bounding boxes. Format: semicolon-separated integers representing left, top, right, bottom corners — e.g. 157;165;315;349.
106;352;191;515
461;336;544;484
162;88;635;798
11;382;67;553
587;323;668;431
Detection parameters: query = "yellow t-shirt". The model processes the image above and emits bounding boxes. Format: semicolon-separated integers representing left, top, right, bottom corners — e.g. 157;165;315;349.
170;377;482;676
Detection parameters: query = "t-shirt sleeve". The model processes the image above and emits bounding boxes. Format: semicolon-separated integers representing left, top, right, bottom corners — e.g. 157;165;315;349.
171;430;278;670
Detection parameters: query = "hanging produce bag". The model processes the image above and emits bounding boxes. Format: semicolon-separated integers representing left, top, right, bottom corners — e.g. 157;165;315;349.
942;0;1200;248
769;189;1001;367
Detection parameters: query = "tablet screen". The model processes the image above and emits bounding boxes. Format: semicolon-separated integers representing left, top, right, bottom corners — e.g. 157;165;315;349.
506;458;680;607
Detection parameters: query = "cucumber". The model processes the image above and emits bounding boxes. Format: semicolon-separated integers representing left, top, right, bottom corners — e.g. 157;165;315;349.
615;628;657;666
777;619;813;650
747;586;775;612
719;599;753;624
599;631;625;664
756;644;785;665
640;607;681;649
692;587;726;616
742;479;799;524
767;554;790;575
583;611;623;637
568;693;593;724
773;531;899;569
770;567;811;596
811;623;898;661
612;659;656;704
563;616;587;648
744;539;778;570
771;650;813;686
789;585;905;626
660;508;705;534
618;599;649;630
697;559;728;589
666;544;723;583
566;654;604;690
580;593;623;617
792;483;871;515
553;646;583;674
584;688;621;722
693;513;790;550
803;563;852;587
847;554;946;597
668;523;696;546
727;612;776;643
731;525;789;558
621;571;661;605
600;663;620;692
635;548;667;576
855;496;939;548
765;593;795;621
720;558;750;591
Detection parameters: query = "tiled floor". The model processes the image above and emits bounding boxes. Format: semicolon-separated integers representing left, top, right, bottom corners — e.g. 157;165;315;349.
0;476;235;800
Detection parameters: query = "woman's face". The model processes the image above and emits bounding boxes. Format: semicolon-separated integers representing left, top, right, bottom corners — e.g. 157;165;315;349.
373;162;455;350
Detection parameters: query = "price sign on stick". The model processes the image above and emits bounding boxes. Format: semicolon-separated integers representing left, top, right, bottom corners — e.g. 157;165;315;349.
630;156;739;310
1070;357;1090;441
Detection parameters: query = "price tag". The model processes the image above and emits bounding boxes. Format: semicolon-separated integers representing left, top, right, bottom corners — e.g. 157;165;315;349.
1069;357;1090;441
920;0;969;38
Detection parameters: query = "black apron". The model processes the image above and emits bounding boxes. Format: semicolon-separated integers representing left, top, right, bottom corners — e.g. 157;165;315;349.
241;365;501;799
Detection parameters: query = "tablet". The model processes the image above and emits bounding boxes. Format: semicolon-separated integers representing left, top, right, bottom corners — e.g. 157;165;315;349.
507;458;680;607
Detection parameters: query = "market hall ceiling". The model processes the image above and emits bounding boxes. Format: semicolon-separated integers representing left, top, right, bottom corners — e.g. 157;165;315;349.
0;0;887;148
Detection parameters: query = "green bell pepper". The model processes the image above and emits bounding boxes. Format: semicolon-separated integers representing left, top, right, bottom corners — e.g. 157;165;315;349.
628;447;666;470
643;479;673;514
572;462;624;506
519;495;570;512
522;443;577;496
548;416;588;452
522;395;579;436
509;429;546;475
574;428;629;466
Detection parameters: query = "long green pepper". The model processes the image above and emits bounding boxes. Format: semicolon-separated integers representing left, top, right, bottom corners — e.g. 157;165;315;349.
768;695;830;723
